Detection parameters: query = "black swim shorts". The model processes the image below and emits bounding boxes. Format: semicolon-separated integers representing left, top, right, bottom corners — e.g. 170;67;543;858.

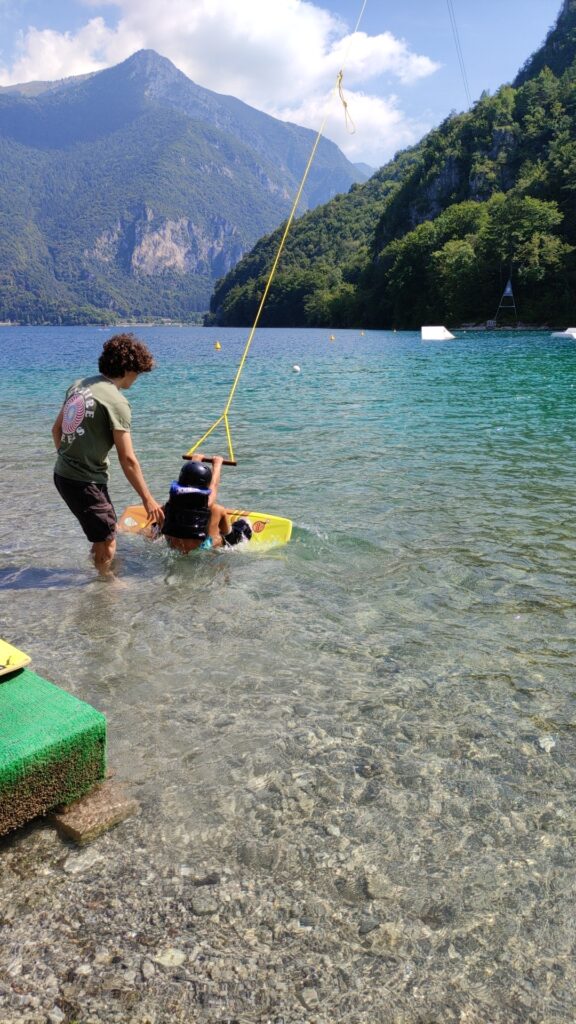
54;473;117;543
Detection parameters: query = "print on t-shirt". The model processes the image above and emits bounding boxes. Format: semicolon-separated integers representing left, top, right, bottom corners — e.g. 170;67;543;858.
61;385;96;444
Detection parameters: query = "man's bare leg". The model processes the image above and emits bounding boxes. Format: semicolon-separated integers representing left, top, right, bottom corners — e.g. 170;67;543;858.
91;537;117;575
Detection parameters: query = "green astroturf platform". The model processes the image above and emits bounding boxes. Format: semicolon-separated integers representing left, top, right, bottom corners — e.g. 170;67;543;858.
0;668;107;837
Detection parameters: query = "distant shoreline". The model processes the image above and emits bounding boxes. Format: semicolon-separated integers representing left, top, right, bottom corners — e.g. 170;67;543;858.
0;321;565;331
0;320;203;328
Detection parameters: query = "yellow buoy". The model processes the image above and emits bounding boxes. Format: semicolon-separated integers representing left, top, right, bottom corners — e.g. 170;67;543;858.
329;334;335;342
214;341;221;350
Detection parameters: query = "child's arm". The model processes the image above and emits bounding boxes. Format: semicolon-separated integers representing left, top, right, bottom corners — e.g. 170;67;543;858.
190;453;224;507
207;456;224;507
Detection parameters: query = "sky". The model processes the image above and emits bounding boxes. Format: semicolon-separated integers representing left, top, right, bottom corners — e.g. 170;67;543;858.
0;0;563;168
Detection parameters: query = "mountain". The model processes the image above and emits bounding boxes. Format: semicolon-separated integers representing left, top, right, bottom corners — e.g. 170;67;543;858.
354;162;376;178
209;0;576;329
515;0;576;84
0;50;366;324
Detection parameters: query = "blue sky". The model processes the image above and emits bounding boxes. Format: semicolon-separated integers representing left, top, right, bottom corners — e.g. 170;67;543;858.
0;0;563;166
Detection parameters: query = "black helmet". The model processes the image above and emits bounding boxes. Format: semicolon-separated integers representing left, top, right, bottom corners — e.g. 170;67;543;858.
178;460;212;488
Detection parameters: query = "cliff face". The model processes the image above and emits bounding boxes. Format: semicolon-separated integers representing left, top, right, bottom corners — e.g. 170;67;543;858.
87;208;243;279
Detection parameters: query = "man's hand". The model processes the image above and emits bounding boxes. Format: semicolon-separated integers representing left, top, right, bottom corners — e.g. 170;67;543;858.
143;497;165;526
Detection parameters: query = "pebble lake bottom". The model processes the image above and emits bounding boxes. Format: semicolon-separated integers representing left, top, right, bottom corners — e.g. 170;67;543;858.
1;326;575;1023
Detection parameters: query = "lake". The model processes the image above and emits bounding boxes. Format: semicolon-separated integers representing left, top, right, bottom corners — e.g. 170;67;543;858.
1;325;575;1021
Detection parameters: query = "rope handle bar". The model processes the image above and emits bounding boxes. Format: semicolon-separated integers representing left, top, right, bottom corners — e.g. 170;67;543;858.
182;455;237;466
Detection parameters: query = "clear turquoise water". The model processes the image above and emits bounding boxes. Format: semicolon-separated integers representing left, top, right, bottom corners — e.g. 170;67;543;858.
1;326;576;1018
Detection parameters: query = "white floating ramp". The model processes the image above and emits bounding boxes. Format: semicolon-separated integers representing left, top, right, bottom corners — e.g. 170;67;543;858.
421;325;455;341
551;327;576;339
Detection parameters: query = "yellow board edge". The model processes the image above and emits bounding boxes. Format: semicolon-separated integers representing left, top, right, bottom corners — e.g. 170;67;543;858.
0;638;31;677
228;508;293;546
118;505;292;547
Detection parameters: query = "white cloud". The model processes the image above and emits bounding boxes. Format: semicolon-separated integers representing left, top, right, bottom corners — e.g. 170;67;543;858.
0;0;439;164
280;89;431;168
325;31;440;86
1;19;115;82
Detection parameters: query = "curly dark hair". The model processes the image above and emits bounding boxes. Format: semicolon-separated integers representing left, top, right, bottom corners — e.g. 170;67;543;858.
98;334;155;378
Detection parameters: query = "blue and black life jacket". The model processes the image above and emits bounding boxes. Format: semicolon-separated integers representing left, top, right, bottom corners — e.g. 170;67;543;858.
161;482;211;539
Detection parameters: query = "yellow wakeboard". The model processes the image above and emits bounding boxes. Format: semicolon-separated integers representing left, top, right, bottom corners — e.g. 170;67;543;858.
118;505;292;547
0;638;31;676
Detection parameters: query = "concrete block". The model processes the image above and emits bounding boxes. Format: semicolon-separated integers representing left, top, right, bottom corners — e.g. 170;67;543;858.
0;668;107;836
51;776;140;844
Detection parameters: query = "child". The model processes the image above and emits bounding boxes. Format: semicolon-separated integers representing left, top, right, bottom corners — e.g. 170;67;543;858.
161;454;251;554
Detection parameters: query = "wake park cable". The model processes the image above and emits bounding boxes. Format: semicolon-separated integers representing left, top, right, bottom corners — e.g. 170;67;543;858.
446;0;472;107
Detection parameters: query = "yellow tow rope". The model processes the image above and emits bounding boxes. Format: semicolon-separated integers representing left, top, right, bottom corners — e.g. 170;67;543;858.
185;0;368;463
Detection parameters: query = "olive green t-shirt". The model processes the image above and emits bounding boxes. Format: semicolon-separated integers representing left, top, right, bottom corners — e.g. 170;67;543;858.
54;375;132;483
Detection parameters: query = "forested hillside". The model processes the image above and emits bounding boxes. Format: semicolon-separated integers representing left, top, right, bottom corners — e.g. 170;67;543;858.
210;0;576;329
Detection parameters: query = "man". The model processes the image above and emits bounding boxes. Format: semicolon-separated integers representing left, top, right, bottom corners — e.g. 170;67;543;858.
52;333;164;574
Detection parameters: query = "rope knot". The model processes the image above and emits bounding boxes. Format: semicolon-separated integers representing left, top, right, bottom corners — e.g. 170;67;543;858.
337;68;356;135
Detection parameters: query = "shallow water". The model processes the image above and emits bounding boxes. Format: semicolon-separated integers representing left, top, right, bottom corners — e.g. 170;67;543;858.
1;326;576;1019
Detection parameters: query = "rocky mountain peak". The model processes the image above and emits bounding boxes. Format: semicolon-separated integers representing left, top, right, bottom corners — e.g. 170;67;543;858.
111;49;189;89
